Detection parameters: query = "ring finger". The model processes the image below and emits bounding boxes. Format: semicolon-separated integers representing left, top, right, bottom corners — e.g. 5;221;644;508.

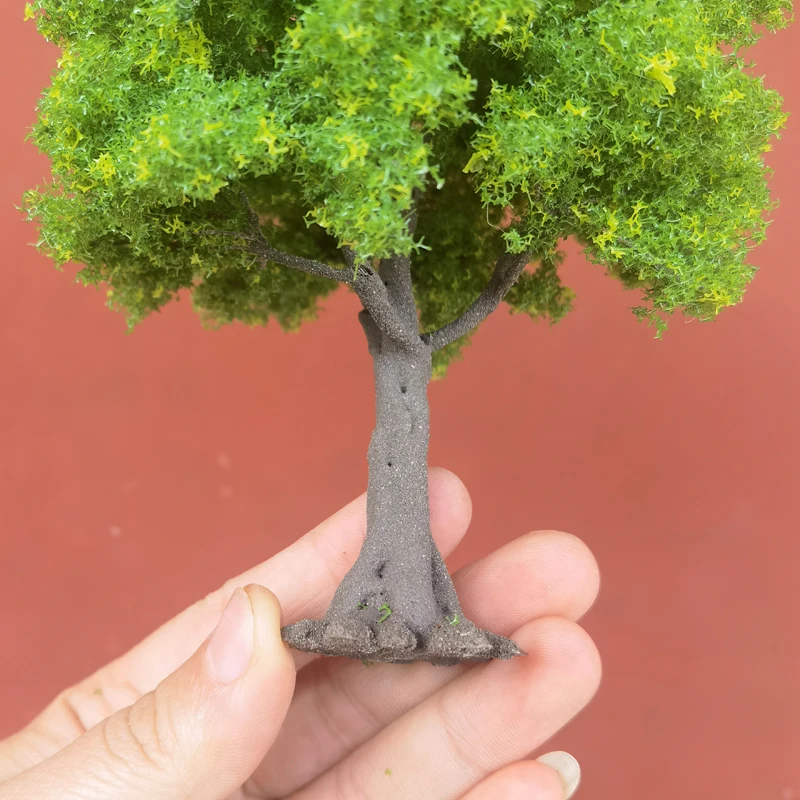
290;616;600;800
245;531;600;797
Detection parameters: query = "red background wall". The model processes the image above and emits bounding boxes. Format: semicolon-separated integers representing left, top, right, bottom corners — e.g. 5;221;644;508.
1;6;798;798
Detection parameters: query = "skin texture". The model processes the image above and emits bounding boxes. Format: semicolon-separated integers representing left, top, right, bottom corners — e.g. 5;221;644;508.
0;470;601;800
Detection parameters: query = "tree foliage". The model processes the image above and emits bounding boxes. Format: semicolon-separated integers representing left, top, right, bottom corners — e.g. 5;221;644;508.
24;0;791;361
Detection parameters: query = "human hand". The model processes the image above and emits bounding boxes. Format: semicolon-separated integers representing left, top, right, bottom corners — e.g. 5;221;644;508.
0;469;600;800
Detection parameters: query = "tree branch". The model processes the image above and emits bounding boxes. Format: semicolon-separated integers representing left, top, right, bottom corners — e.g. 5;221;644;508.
421;251;533;351
358;309;382;356
366;191;422;345
204;197;358;286
204;192;424;353
379;254;416;320
353;268;424;353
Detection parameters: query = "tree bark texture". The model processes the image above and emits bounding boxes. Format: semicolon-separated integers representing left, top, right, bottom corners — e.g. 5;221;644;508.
281;258;522;664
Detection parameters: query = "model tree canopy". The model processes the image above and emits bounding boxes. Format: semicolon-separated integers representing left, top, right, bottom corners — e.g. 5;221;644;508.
26;1;789;356
25;0;791;664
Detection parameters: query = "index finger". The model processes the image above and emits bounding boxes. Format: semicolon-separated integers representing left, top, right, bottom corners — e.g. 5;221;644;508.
123;467;472;688
0;468;471;777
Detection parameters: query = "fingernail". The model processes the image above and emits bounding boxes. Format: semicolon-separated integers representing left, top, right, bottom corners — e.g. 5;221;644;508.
537;751;581;799
206;587;254;684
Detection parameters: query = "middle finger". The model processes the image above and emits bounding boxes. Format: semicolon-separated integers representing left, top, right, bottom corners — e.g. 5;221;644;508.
245;530;599;798
289;616;600;800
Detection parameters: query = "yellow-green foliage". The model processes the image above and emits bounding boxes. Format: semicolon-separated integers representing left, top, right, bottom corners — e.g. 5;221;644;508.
24;0;790;346
467;1;791;329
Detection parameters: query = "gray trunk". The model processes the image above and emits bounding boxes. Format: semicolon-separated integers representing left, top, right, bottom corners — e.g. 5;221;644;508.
280;257;522;664
326;258;460;631
325;335;460;630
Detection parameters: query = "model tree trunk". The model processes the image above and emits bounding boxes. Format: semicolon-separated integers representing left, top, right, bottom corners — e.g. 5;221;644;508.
281;257;522;664
25;0;790;666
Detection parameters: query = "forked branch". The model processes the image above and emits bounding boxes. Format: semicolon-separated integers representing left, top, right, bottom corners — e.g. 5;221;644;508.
205;192;424;353
421;251;533;351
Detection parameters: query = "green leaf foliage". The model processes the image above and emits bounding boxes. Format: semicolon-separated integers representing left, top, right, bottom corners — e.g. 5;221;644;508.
467;1;791;327
24;0;790;358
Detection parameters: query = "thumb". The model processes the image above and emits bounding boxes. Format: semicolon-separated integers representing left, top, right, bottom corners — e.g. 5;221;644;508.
3;585;296;800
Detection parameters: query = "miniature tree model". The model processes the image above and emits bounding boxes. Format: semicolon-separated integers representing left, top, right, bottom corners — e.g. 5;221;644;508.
25;0;790;664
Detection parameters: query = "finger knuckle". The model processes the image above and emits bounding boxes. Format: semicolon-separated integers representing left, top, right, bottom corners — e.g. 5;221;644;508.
331;756;369;800
437;692;488;780
103;689;179;779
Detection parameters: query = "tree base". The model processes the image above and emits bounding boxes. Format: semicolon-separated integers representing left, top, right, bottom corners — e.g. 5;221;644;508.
282;613;524;666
